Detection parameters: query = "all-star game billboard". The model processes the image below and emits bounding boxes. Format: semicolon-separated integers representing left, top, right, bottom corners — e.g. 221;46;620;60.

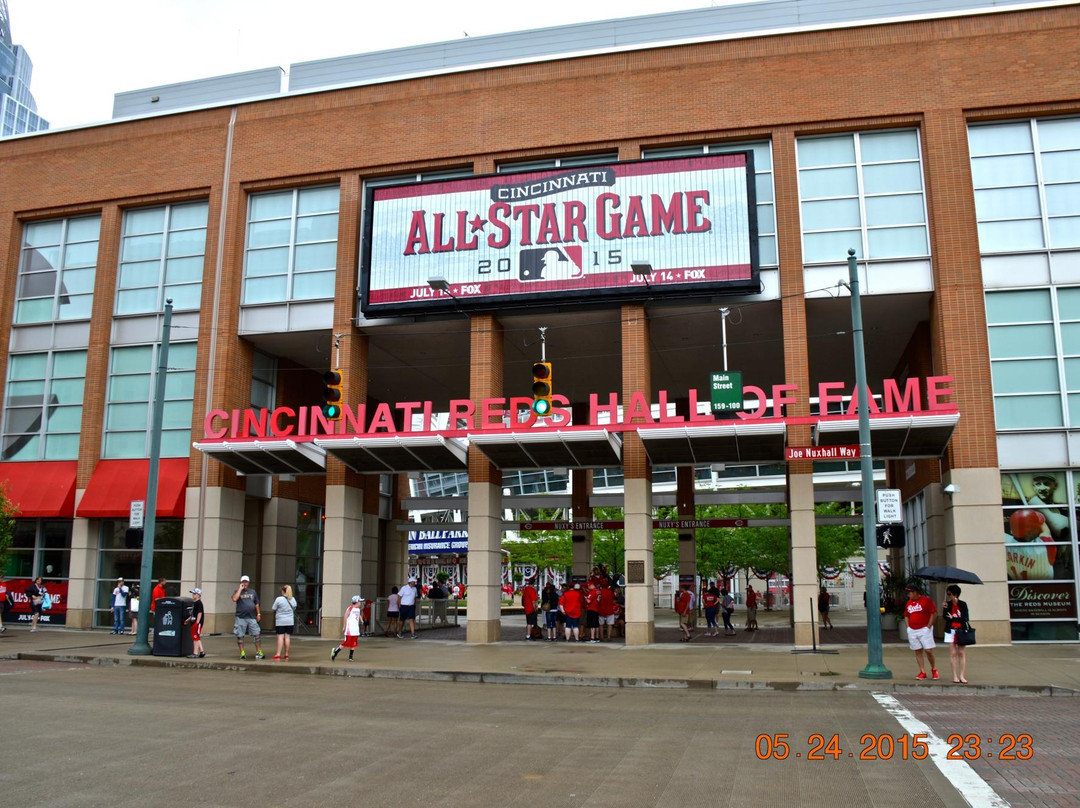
361;154;758;315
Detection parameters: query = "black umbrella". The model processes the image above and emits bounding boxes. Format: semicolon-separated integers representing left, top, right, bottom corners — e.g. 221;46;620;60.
914;566;983;585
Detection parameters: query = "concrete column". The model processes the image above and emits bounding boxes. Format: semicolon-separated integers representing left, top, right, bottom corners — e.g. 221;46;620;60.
941;468;1010;644
258;496;298;605
467;480;503;642
64;496;98;629
789;472;817;647
322;483;366;638
182;484;246;635
623;475;654;645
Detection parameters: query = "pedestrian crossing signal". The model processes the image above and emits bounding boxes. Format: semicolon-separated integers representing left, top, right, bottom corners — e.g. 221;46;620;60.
532;362;552;416
322;370;343;421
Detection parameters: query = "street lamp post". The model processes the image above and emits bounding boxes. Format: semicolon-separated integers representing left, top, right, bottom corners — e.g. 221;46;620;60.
847;251;892;680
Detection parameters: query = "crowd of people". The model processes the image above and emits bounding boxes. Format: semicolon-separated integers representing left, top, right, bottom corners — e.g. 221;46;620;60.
517;566;626;642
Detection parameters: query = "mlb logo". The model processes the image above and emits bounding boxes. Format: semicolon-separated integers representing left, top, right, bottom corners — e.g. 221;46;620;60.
519;246;583;282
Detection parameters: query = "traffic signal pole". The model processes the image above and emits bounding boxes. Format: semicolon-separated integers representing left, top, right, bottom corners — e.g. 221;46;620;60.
129;299;173;656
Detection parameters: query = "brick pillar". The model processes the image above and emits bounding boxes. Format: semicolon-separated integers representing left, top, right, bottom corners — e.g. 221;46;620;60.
66;204;122;625
571;466;593;577
774;129;817;646
676;465;696;580
467;314;504;643
923;108;1009;643
621;303;654;646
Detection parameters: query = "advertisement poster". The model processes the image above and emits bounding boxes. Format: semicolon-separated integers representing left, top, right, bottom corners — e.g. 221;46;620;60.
362;154;758;315
5;579;69;626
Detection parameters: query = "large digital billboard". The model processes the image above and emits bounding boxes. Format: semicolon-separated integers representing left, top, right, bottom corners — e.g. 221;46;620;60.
361;154;758;315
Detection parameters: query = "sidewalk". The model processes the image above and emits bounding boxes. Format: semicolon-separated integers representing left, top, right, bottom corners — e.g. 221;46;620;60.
3;617;1078;696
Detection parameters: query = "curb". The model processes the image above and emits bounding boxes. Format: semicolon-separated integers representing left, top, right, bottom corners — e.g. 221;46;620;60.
9;651;1079;696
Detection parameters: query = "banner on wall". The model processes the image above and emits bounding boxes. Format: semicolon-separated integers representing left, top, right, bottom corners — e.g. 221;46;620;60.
5;579;69;626
408;529;468;554
362;154;759;316
1008;582;1077;620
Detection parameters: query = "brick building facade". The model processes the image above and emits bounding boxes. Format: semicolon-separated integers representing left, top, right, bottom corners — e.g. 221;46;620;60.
1;0;1078;645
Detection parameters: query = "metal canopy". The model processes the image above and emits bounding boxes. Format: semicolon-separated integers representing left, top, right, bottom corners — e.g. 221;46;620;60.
814;413;960;458
193;439;327;475
468;429;623;469
316;434;468;473
638;421;787;465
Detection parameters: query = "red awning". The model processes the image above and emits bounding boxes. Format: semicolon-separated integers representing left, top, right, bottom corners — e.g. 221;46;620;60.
0;461;77;517
76;459;189;519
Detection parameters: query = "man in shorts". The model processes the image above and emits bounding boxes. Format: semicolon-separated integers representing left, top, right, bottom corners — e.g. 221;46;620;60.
675;583;694;641
398;576;418;639
231;575;263;660
596;582;616;641
187;588;206;658
903;583;938;680
745;584;759;631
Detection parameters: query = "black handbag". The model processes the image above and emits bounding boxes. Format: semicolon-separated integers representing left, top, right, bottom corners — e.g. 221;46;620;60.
955;625;976;646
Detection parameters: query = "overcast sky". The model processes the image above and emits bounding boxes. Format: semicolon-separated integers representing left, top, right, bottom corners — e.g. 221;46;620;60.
8;0;725;129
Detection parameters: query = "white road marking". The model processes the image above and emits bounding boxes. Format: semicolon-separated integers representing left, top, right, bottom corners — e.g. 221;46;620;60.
872;692;1010;808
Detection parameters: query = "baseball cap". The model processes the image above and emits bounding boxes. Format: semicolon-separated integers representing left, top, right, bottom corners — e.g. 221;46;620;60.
117;577;124;581
904;584;920;592
351;595;362;603
408;576;417;583
189;588;202;595
240;575;250;582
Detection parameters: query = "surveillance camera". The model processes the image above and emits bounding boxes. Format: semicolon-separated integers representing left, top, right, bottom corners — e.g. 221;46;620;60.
943;483;958;495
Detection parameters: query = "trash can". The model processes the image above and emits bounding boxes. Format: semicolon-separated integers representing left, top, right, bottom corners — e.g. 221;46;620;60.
152;596;194;657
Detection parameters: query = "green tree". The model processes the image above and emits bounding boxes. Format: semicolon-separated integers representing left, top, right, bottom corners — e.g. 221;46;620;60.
694;499;789;581
0;482;17;574
592;506;624;574
503;507;572;570
814;501;865;578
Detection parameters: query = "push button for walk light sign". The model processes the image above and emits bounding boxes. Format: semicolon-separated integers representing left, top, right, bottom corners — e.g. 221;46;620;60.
710;371;743;413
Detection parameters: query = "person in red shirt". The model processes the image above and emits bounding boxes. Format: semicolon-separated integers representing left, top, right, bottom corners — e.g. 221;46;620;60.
596;583;616;642
521;579;539;641
674;584;694;642
903;584;939;680
585;582;602;643
559;583;584;642
745;585;759;631
151;577;167;615
701;585;720;636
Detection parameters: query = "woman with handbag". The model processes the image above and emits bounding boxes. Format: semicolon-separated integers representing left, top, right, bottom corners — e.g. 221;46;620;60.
942;584;970;684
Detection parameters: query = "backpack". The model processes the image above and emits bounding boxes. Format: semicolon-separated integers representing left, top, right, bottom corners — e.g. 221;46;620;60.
41;592;53;611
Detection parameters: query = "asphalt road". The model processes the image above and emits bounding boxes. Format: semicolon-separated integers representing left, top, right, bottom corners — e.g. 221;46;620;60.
3;659;1034;808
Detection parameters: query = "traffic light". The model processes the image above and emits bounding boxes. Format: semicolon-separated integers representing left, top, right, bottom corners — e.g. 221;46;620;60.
322;370;343;420
531;361;552;416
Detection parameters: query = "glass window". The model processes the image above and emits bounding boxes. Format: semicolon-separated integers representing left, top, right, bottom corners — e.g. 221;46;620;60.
93;520;182;629
969;117;1080;253
797;130;927;263
15;215;101;324
642;141;777;266
986;286;1080;429
102;342;197;458
2;350;88;461
117;202;209;315
243;185;340;305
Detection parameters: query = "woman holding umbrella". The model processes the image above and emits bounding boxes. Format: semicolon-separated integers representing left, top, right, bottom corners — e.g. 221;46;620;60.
942;585;970;684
